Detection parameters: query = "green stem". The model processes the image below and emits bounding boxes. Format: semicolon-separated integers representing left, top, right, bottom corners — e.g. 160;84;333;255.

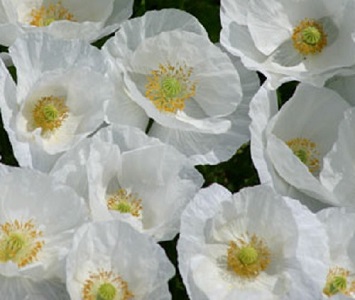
145;118;154;134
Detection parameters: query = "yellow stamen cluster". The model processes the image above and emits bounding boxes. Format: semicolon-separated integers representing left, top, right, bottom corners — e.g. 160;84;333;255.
30;1;75;27
107;189;142;217
82;269;133;300
292;19;327;55
32;95;69;133
0;219;44;268
227;234;271;279
145;62;196;113
286;137;320;174
323;266;355;297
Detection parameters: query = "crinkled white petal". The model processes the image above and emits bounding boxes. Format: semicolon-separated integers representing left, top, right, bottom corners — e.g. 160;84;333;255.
249;84;332;211
326;73;355;107
0;168;88;282
95;123;162;151
247;0;293;55
66;220;175;300
102;8;208;60
51;124;203;241
0;52;12;67
317;207;355;266
1;33;113;171
178;184;329;299
320;107;355;206
121;30;240;134
0;0;133;45
178;183;232;284
0;277;70;300
266;84;349;203
10;32;108;102
221;0;355;88
104;60;149;130
149;52;259;165
103;9;247;162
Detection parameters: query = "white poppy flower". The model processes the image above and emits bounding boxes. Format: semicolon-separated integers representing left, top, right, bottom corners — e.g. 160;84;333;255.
249;83;351;209
0;0;134;46
0;32;113;172
178;184;329;300
50;124;204;241
66;220;175;300
317;207;355;298
0;167;88;298
221;0;355;89
102;9;258;165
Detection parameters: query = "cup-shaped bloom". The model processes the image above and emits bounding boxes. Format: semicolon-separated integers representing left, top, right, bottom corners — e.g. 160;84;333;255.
221;0;355;89
66;220;175;300
102;9;259;165
0;0;133;46
50;124;204;241
249;83;353;210
178;184;329;299
0;33;113;172
0;167;88;298
317;207;355;298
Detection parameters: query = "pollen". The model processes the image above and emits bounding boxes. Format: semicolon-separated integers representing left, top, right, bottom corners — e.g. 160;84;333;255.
30;1;75;27
32;95;69;133
286;137;320;174
145;62;197;113
227;233;271;279
323;266;355;297
0;219;44;268
82;269;133;300
106;189;142;218
292;19;327;55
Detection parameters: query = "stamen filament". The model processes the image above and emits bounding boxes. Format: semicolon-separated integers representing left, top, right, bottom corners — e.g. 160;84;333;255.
0;219;44;268
30;1;75;27
32;95;69;133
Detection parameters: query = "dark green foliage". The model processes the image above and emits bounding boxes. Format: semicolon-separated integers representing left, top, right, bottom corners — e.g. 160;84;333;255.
277;81;299;108
0;113;18;166
133;0;221;42
197;142;260;193
160;236;189;299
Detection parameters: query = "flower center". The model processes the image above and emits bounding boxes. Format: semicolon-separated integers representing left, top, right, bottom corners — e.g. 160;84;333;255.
286;137;320;174
302;27;321;45
97;283;116;300
32;95;69;132
106;189;142;218
238;246;259;265
227;234;270;279
161;77;182;98
82;269;133;300
323;267;355;297
292;19;327;55
145;62;196;113
30;1;75;27
0;219;44;268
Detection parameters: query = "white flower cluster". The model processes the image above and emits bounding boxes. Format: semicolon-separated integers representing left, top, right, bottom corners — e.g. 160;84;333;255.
0;0;354;299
